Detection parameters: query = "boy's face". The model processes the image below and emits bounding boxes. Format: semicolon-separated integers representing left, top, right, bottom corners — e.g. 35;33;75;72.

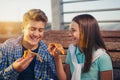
22;20;45;46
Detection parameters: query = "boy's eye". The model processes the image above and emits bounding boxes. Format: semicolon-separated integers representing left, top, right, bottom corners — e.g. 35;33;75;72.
39;29;44;32
30;27;36;31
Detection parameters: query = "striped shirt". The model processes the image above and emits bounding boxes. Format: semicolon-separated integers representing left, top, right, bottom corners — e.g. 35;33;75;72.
0;35;58;80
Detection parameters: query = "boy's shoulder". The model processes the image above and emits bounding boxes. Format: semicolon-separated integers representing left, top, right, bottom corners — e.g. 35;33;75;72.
1;35;23;48
39;40;48;48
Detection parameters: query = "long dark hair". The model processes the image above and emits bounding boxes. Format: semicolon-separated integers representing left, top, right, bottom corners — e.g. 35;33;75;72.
72;14;107;73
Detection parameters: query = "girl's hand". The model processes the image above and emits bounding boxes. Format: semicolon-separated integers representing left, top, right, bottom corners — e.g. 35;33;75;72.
48;43;64;58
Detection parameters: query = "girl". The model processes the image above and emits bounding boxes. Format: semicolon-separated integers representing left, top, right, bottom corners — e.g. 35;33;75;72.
64;14;113;80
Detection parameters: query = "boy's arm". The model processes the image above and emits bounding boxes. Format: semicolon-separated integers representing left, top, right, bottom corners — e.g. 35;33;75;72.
0;50;19;80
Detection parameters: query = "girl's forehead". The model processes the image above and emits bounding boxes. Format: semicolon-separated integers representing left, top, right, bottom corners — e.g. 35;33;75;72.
70;21;79;29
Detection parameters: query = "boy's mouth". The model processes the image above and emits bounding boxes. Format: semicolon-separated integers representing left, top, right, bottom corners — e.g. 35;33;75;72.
30;35;40;42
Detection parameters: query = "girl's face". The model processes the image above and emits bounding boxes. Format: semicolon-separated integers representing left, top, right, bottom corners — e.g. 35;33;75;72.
70;21;80;46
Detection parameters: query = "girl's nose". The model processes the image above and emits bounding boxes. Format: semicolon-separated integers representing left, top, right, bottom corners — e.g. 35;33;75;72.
68;31;72;37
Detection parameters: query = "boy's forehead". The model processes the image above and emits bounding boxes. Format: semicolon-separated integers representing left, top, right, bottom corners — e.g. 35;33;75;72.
29;20;45;24
22;22;45;31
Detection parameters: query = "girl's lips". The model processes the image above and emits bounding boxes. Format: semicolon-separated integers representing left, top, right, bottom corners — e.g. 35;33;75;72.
69;36;74;41
71;37;76;41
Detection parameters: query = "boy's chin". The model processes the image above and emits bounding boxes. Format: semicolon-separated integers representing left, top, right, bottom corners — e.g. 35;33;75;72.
29;42;39;46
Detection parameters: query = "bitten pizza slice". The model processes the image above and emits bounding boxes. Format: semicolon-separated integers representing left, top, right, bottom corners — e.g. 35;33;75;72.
23;49;42;62
48;43;65;55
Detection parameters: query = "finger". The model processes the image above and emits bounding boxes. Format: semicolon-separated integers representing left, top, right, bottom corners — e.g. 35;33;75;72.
15;58;23;62
20;56;34;64
24;57;34;64
54;48;60;54
53;48;61;57
19;57;34;69
48;48;54;56
48;43;55;51
47;47;51;52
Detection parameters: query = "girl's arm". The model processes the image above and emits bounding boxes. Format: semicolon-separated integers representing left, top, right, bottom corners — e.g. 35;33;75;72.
64;64;71;80
54;56;66;80
100;70;113;80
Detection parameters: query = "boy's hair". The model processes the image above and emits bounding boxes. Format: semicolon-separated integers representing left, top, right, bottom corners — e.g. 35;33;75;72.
22;9;48;27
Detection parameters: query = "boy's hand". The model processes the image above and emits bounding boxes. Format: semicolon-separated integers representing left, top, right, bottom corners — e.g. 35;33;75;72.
12;53;35;72
23;49;42;62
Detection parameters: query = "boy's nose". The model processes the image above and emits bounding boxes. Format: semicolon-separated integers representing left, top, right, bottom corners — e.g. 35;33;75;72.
33;30;40;36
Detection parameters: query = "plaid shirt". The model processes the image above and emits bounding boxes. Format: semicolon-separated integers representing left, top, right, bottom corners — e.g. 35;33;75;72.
0;35;58;80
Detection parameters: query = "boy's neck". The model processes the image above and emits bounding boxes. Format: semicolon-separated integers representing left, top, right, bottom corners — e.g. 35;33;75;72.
22;40;39;50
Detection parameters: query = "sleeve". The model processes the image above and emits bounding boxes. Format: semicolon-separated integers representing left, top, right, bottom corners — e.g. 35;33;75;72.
0;42;19;80
98;53;113;71
44;44;58;80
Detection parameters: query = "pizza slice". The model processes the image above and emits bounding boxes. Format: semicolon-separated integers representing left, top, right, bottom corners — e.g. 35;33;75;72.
23;49;42;62
48;43;64;56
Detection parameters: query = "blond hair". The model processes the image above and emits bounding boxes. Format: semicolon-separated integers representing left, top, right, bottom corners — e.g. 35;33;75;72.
22;9;48;27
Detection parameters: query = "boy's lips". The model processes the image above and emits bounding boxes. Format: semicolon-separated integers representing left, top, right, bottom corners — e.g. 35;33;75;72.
30;36;39;41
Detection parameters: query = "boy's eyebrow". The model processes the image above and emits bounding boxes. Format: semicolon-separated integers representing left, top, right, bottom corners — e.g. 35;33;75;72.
39;27;45;30
30;26;44;29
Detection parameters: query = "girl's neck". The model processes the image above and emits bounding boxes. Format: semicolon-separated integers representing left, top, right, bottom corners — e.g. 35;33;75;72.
77;45;83;53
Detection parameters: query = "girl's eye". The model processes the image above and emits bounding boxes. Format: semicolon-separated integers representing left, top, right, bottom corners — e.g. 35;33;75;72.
71;29;76;32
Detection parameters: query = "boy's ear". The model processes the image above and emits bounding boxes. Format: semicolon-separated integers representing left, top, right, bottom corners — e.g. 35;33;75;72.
21;24;24;33
21;23;24;29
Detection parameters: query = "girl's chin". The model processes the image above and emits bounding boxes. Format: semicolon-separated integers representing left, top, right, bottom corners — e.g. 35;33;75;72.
73;44;77;46
72;42;77;46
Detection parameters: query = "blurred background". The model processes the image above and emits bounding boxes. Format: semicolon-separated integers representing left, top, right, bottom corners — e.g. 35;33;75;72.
0;0;120;42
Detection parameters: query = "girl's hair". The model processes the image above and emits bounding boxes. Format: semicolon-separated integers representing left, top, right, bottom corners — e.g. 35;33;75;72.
72;14;108;73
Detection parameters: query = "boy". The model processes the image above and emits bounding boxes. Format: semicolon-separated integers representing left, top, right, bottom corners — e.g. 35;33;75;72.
0;9;61;80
